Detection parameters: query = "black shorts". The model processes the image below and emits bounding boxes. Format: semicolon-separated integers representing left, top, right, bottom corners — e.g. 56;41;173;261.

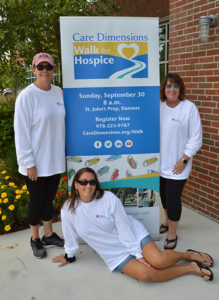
24;174;61;226
160;176;187;221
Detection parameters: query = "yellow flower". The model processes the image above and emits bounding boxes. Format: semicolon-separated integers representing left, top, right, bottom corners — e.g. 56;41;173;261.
0;198;2;203
22;184;27;190
4;176;10;180
26;191;29;195
15;190;21;194
16;195;21;199
8;205;15;211
1;192;7;198
0;208;2;214
2;215;6;220
5;225;11;232
1;170;7;174
1;185;6;189
3;198;8;203
9;182;15;187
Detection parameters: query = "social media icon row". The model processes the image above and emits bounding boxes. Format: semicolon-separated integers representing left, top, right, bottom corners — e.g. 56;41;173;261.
94;140;133;149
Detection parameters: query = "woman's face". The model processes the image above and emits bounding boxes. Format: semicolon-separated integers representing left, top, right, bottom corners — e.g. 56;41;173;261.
75;172;97;203
32;61;54;85
165;79;180;104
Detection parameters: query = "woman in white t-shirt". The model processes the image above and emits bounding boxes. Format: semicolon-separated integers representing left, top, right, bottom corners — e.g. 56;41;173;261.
14;53;66;259
160;73;202;250
52;167;214;282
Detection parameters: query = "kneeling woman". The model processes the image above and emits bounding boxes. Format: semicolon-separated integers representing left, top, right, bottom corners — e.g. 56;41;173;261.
53;168;214;282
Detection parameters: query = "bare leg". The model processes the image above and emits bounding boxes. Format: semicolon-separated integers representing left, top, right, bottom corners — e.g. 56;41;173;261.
142;241;213;269
164;220;178;248
43;220;53;237
142;241;191;268
122;259;212;282
163;209;168;225
30;224;40;240
160;209;169;233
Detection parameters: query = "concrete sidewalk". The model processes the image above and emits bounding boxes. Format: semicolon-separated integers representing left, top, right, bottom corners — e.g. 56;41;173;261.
0;205;218;300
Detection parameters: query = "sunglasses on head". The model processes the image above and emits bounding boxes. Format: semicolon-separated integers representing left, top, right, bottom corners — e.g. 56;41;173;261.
35;64;54;71
77;179;97;186
165;84;180;89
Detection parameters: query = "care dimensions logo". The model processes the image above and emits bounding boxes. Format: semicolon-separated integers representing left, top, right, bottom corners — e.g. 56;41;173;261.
73;32;148;79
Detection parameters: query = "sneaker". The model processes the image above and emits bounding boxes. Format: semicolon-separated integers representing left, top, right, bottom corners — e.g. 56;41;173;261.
41;232;64;248
30;237;47;259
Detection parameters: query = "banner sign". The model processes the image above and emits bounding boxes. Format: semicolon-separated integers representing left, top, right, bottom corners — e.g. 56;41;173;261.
60;17;160;238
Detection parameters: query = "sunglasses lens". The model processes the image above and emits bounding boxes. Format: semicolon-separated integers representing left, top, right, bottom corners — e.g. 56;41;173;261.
36;65;44;71
36;64;53;71
165;84;180;89
78;180;96;186
46;65;54;70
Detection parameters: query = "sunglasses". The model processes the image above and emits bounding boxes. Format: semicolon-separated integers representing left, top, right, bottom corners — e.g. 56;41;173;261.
165;84;180;89
77;179;97;186
35;64;54;71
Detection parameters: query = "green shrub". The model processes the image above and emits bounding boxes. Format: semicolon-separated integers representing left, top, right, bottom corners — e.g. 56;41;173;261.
0;98;15;159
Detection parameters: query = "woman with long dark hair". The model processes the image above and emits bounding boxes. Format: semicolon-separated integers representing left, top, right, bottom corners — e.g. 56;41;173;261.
53;168;213;282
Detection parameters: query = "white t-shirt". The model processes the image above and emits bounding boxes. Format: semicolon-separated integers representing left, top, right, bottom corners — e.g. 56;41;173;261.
14;83;66;176
61;191;150;271
160;100;202;179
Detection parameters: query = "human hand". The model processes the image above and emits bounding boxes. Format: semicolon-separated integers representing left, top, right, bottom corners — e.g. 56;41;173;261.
137;257;150;267
172;160;186;175
27;166;37;181
52;254;69;267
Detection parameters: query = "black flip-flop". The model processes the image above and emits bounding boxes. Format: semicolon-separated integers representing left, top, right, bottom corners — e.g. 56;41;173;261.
187;249;214;267
164;236;177;250
160;224;168;234
195;261;214;281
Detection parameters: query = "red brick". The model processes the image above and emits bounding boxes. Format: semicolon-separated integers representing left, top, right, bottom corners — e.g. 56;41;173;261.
209;170;219;179
206;206;219;215
193;200;206;209
193;51;206;57
196;207;210;216
198;173;212;182
202;163;217;172
202;151;218;159
209;159;219;167
206;89;219;95
212;122;219;127
203;126;218;134
208;182;219;191
200;198;214;207
199;57;214;63
199;70;213;76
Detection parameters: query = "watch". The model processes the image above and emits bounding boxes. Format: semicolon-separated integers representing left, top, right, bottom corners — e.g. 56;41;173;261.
181;158;188;165
64;253;76;263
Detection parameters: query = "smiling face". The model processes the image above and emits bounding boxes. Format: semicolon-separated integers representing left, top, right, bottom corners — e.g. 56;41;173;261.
75;172;96;203
165;79;180;107
32;61;54;89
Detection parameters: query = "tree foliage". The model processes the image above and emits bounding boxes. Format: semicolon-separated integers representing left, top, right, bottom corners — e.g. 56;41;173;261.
0;0;119;90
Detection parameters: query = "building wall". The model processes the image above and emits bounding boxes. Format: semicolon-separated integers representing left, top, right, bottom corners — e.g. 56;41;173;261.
169;0;219;221
114;0;169;18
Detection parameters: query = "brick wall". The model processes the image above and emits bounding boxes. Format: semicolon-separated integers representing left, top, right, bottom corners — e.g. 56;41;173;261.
114;0;169;18
169;0;219;221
